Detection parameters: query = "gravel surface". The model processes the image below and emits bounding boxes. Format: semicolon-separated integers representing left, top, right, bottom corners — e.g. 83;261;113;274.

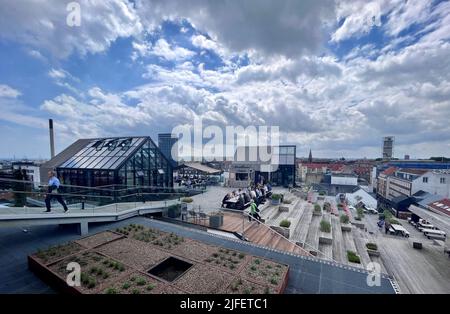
96;237;170;271
75;231;123;249
173;264;233;294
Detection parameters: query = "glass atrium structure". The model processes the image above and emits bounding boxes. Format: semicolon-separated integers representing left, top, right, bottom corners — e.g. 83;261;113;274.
56;137;173;188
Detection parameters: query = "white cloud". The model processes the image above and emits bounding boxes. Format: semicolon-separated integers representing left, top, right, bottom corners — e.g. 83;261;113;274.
0;0;142;58
151;38;195;61
131;40;153;60
332;0;386;42
0;84;21;98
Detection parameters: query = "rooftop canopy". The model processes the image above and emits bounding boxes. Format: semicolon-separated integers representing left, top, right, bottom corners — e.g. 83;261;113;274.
178;162;222;175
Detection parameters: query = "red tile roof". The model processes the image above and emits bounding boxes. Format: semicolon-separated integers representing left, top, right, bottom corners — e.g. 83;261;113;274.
428;198;450;217
381;166;397;176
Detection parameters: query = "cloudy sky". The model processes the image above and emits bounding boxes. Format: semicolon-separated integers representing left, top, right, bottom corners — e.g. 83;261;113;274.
0;0;449;159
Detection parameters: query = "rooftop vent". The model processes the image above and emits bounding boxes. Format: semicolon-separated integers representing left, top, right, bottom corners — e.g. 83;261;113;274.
148;257;193;282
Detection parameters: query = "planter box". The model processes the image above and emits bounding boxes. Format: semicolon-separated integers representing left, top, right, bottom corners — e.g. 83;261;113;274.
278;206;289;213
313;210;322;216
367;249;380;257
319;233;333;245
352;221;365;229
270;226;290;239
271;199;281;206
341;224;352;232
209;215;224;228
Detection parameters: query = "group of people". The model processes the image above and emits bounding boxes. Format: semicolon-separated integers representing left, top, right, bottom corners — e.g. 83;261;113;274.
221;183;273;223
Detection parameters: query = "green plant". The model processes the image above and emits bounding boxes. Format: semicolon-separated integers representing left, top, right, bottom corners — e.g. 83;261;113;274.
136;278;147;286
356;207;365;217
122;282;131;290
347;250;361;264
87;278;96;289
181;197;193;203
319;191;326;196
271;194;282;200
146;284;155;291
279;219;291;228
254;259;261;265
314;204;321;212
250;265;257;271
366;243;378;251
355;216;362;221
320;220;331;233
269;277;278;285
340;214;349;224
105;288;117;294
389;218;400;225
131;289;140;294
238;253;245;259
282;199;292;204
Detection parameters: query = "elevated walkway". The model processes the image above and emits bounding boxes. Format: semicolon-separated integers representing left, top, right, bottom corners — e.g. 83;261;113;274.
0;200;179;236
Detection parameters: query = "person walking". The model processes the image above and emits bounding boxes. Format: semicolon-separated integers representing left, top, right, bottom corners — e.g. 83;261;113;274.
249;200;261;224
44;170;69;213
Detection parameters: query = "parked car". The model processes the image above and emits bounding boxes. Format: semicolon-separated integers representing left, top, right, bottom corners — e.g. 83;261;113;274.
365;207;378;214
389;224;410;238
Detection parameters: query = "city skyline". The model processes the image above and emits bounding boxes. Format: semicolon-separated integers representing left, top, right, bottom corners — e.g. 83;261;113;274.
1;1;450;159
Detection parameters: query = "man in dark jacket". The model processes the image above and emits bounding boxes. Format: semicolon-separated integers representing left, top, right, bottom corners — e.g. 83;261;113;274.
44;171;69;213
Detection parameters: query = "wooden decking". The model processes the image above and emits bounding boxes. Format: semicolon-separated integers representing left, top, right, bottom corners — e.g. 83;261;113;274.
189;211;311;256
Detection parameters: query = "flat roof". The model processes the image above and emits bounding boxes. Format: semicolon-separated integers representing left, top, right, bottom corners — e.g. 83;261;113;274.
0;217;396;294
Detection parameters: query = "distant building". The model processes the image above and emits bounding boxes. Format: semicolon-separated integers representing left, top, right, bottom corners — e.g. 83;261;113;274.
228;145;296;188
382;136;394;160
404;154;410;160
40;136;173;188
158;133;178;167
12;161;41;188
412;170;450;197
312;173;358;196
308;149;312;163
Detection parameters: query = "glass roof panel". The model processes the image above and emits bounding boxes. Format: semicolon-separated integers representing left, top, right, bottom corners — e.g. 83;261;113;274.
57;137;151;170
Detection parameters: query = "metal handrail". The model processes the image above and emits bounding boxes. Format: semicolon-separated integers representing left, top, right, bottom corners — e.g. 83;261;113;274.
0;177;187;192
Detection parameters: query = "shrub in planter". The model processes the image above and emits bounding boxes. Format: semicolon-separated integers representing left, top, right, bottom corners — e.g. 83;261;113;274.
167;204;181;218
389;218;400;225
366;243;378;251
383;210;393;219
181;197;193;203
319;191;326;196
271;194;282;200
340;214;349;224
271;194;282;205
347;250;361;264
320;220;331;233
356;207;365;217
279;219;291;228
282;199;292;204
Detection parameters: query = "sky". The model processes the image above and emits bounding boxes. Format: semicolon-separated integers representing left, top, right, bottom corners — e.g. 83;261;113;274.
0;0;449;160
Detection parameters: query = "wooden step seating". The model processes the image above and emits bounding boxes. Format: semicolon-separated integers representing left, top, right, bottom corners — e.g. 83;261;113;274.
331;214;347;264
342;225;364;268
292;203;314;248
